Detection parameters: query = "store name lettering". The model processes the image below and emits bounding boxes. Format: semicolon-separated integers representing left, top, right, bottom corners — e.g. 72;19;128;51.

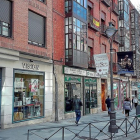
22;63;39;70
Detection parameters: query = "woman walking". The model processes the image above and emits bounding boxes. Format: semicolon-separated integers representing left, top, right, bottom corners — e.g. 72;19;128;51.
123;97;132;117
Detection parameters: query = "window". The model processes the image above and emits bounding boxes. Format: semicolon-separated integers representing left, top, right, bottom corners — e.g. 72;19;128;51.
73;18;87;51
113;49;116;63
0;0;12;37
65;75;81;112
28;11;45;47
13;70;45;122
73;1;87;21
38;0;45;2
74;0;87;8
101;44;106;53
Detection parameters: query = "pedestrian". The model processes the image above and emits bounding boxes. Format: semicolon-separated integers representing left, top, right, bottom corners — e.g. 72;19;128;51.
132;97;134;108
123;97;132;117
73;95;83;125
105;95;111;115
133;96;138;108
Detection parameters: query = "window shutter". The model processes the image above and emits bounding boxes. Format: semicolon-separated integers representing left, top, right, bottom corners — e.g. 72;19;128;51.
28;11;45;45
0;0;11;23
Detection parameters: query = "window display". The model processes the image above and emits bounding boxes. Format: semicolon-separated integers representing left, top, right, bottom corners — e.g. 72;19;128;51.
13;70;44;122
64;75;81;112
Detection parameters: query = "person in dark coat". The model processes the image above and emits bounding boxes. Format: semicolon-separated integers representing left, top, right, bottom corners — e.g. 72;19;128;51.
105;96;111;115
73;95;83;125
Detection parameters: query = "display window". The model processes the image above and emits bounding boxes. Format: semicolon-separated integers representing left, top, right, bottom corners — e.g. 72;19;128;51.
13;70;45;122
64;75;81;112
85;78;97;114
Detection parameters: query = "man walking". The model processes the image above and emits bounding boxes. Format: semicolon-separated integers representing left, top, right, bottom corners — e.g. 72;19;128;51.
73;95;83;125
133;96;138;108
105;96;111;115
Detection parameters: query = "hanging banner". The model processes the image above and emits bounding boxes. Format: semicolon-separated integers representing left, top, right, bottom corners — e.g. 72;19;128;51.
93;18;100;27
94;53;109;75
117;51;134;74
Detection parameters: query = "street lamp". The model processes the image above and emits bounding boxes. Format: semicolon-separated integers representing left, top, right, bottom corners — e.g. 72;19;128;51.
105;22;118;133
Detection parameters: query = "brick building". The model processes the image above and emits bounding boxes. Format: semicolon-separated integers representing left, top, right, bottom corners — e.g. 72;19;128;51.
0;0;53;129
53;0;120;121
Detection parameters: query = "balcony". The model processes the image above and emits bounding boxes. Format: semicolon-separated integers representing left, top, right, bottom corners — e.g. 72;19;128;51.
101;0;110;7
100;24;108;37
119;38;125;46
112;3;119;16
88;56;95;68
119;11;124;20
114;33;120;44
88;15;100;32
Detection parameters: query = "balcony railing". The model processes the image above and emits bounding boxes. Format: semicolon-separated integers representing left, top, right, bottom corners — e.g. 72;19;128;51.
100;24;108;37
88;56;95;68
88;15;100;32
119;11;124;20
112;3;119;16
114;33;120;44
101;0;110;7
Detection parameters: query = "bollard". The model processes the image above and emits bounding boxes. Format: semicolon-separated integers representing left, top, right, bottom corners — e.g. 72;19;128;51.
62;127;64;140
125;118;127;137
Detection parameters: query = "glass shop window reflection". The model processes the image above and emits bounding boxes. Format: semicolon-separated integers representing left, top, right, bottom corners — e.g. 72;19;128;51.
65;83;81;112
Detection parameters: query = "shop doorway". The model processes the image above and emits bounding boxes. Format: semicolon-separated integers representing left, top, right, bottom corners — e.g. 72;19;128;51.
85;84;90;114
0;68;2;128
101;83;106;111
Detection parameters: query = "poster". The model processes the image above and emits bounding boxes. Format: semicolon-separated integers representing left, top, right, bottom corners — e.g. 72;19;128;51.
94;53;109;75
117;51;134;74
31;79;38;92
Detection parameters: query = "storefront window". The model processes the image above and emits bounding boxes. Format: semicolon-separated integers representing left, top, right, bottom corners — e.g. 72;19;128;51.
85;78;97;114
13;70;44;122
65;75;81;112
113;82;119;110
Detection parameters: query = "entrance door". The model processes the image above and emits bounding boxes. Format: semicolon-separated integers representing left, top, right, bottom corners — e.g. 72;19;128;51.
85;84;90;114
101;84;106;111
0;68;2;128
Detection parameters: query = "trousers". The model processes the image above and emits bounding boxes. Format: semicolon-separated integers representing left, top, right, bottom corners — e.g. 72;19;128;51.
75;110;81;123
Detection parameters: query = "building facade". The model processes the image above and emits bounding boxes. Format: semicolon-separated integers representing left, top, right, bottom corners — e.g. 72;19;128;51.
0;0;54;129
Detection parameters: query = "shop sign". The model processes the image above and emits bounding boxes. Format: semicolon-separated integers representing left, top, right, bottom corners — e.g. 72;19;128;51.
86;71;100;78
22;63;39;70
85;78;97;83
94;53;109;75
65;76;81;83
64;67;86;76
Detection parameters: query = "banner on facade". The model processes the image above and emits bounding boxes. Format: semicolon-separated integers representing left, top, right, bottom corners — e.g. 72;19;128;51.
117;51;134;74
94;53;109;75
93;18;100;27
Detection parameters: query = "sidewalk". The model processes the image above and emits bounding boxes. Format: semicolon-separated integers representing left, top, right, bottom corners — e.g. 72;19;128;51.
0;109;140;140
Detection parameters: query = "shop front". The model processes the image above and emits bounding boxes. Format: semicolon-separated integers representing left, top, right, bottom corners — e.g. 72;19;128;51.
0;49;53;129
63;66;100;117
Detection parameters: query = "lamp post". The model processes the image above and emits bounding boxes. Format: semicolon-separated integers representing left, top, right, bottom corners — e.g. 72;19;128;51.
105;22;118;133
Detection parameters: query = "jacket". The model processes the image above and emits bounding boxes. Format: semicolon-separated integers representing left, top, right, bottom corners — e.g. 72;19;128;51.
73;98;82;110
133;97;138;103
105;98;111;107
123;101;131;111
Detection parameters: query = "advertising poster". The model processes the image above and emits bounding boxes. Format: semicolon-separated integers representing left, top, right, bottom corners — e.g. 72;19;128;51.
94;53;109;75
117;51;134;74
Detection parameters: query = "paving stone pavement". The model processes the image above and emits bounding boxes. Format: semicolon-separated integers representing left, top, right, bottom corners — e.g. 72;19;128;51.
0;109;140;140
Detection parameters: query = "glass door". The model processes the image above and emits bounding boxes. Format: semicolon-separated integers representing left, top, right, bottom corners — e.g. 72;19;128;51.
85;83;90;115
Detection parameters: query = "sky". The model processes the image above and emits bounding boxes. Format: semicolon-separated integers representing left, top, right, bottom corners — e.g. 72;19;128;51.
130;0;140;9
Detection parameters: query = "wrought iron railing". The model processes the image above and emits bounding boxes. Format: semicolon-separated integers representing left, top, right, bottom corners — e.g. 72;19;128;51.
27;114;140;140
88;15;100;32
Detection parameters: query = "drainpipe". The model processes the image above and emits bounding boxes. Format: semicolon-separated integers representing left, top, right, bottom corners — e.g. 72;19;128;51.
52;0;58;121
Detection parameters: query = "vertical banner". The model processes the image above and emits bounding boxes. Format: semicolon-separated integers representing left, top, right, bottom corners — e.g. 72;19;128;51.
94;53;109;75
117;51;134;74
